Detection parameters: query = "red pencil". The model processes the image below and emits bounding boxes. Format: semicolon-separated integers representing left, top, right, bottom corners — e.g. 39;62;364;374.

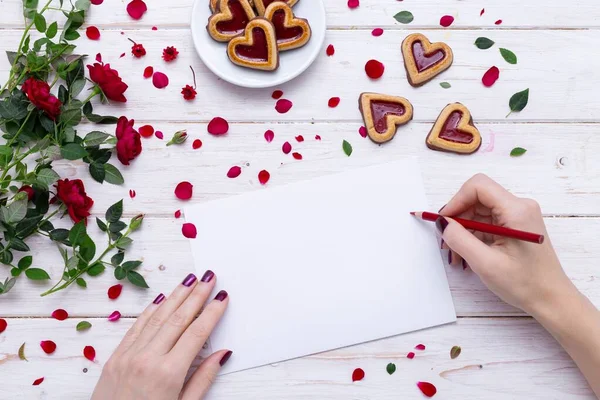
410;211;545;244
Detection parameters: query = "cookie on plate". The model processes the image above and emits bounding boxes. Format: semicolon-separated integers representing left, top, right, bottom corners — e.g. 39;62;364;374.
263;2;311;51
227;18;280;71
207;0;257;42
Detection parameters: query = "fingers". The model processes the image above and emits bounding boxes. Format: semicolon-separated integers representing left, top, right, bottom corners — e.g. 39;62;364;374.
113;292;167;356
179;350;232;400
132;272;201;352
149;270;217;354
441;174;517;218
170;290;229;366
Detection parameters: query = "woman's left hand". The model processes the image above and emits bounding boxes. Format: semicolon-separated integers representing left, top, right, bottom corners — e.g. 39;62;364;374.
91;270;231;400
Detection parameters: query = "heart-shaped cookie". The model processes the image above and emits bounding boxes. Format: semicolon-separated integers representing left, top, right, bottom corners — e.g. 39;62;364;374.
227;18;279;71
359;93;414;144
426;103;481;154
210;0;254;12
401;33;453;87
263;2;311;51
207;0;256;43
254;0;298;16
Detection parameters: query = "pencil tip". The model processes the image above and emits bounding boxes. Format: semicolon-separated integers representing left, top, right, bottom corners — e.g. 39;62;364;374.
409;212;416;216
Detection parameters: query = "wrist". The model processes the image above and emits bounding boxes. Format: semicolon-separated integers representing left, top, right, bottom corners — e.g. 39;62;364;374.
528;278;583;331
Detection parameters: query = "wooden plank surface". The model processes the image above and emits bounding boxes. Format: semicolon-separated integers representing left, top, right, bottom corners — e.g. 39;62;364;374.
0;318;594;399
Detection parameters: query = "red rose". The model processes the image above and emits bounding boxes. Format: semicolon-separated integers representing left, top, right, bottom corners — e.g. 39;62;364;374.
131;43;146;58
115;116;142;165
181;85;197;100
54;179;94;224
21;77;62;120
18;185;35;201
87;59;128;102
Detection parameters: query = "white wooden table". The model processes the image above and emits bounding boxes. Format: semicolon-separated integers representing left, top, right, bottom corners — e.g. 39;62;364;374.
1;1;599;398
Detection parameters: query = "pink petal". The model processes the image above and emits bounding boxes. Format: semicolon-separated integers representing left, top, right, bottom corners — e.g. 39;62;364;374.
126;0;147;20
295;135;304;142
440;15;454;27
143;66;154;78
227;166;242;178
264;129;274;143
347;0;359;9
495;19;503;25
415;344;426;350
359;126;367;138
32;377;44;386
51;309;68;321
282;141;292;154
258;170;270;185
155;130;164;139
272;90;283;99
207;117;229;135
129;189;136;199
192;139;202;149
326;44;335;56
182;223;197;239
315;135;321;140
86;26;100;40
292;152;303;160
407;352;415;359
152;71;169;89
328;97;340;108
482;66;500;87
174;181;193;200
139;124;154;138
108;311;121;322
275;99;293;114
91;0;103;4
40;340;56;354
371;28;384;36
174;210;182;218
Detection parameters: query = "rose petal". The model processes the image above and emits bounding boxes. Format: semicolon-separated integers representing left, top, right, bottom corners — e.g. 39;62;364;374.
40;340;56;354
326;44;335;56
139;124;154;138
352;368;365;382
359;126;367;138
264;129;274;143
227;166;242;178
495;19;502;25
295;135;304;142
417;382;437;397
371;28;384;36
482;66;499;87
32;377;44;386
83;345;96;361
51;309;68;321
0;318;6;333
292;152;303;160
86;26;101;40
208;117;229;135
258;170;270;185
152;71;169;89
282;141;292;154
182;223;197;239
192;139;202;149
108;311;121;322
155;131;163;139
440;15;454;27
480;8;485;16
415;344;426;350
91;0;103;4
365;59;385;79
119;52;126;58
315;135;321;140
174;209;182;218
272;90;283;99
107;284;123;300
174;181;193;200
129;189;136;199
347;0;359;9
407;352;415;359
328;97;340;108
143;66;154;78
275;99;293;114
126;0;147;20
152;26;157;30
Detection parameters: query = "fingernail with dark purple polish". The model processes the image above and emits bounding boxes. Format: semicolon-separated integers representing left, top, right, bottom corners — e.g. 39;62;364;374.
438;204;447;213
182;273;197;287
201;270;215;283
215;290;228;302
462;259;469;270
220;350;233;366
440;239;445;249
436;216;448;234
153;293;165;304
448;251;453;265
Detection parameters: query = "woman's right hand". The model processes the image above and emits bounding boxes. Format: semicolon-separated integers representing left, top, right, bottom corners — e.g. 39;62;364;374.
437;173;575;316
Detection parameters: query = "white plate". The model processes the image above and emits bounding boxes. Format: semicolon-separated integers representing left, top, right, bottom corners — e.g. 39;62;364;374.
190;0;326;88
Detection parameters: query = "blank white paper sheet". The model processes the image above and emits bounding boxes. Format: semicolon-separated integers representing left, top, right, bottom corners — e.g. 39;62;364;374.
185;158;456;374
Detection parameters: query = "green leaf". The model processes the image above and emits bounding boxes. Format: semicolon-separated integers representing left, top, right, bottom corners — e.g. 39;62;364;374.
25;268;50;280
36;168;60;187
76;277;87;287
70;78;86;98
66;256;79;271
61;143;87;160
508;88;530;115
89;162;105;183
115;236;133;250
63;30;80;41
39;220;54;232
122;260;142;271
84;131;110;146
342;140;353;157
109;221;127;233
499;48;517;64
104;164;124;185
1;198;28;224
393;11;414;24
18;342;28;361
75;0;90;10
450;345;462;359
440;82;451;89
114;266;126;280
106;200;123;223
386;363;396;375
79;235;96;262
87;262;105;276
0;250;13;265
76;321;92;331
510;147;527;157
49;228;69;243
69;221;87;247
474;37;495;50
86;113;119;124
11;268;21;277
15;214;43;238
18;255;32;270
109;253;123;268
33;13;46;32
127;270;149;288
96;218;107;232
9;237;30;252
46;21;58;38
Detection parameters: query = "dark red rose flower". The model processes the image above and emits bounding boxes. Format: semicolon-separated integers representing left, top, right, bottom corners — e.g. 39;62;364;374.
115;116;142;165
87;56;128;102
53;179;94;224
21;77;62;120
18;185;35;201
131;43;146;58
162;46;179;62
181;85;197;100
